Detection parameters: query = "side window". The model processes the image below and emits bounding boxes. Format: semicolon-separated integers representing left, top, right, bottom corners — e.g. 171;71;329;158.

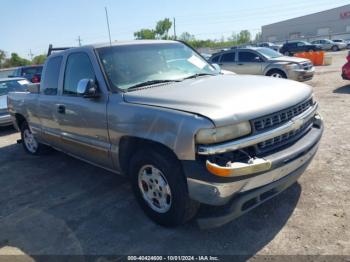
41;56;62;95
297;42;305;47
211;55;221;63
238;52;261;62
63;53;95;96
221;52;236;62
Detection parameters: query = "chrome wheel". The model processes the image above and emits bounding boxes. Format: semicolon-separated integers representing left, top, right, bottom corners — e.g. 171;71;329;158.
138;165;172;213
271;72;283;78
23;128;38;153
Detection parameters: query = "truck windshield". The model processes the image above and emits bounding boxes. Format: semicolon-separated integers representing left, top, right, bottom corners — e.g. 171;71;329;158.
97;43;217;91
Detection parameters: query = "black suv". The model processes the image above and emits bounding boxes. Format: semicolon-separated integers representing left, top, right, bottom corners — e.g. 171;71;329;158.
280;41;322;56
12;65;43;83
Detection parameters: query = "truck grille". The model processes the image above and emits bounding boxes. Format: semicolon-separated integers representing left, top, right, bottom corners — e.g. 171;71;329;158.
257;118;314;153
252;98;313;133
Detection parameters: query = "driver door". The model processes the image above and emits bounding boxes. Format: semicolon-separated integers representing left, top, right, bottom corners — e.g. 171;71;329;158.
234;51;264;75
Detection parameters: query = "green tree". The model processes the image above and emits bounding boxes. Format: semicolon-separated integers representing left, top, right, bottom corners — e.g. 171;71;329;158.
134;29;156;40
155;18;172;39
3;53;31;68
179;32;195;42
237;30;251;44
32;54;47;65
0;50;6;68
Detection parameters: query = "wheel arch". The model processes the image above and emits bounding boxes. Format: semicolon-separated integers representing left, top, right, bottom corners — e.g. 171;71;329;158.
14;113;27;130
265;68;287;78
118;136;181;177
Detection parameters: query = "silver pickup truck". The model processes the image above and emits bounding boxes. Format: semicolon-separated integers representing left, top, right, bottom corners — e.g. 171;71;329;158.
8;40;323;229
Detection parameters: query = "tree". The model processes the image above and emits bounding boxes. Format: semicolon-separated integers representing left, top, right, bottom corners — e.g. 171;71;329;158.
32;54;47;65
134;29;156;40
179;32;195;42
3;53;31;68
0;50;5;68
237;30;251;44
155;18;172;39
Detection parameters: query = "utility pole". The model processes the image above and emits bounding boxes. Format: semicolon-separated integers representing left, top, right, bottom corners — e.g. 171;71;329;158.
28;49;34;60
105;7;112;45
173;17;177;40
77;36;82;46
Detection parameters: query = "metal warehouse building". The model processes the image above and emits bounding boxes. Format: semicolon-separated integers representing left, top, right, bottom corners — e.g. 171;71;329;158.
262;4;350;43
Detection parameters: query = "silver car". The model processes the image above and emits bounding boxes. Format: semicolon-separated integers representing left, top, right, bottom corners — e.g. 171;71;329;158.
311;39;346;51
0;77;29;126
209;47;314;81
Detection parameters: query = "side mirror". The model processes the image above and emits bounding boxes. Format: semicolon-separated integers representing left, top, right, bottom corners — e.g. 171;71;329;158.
77;79;99;98
254;56;262;62
211;63;221;72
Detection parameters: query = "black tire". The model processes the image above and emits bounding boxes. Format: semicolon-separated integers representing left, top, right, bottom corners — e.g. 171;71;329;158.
129;148;199;227
332;45;339;52
20;121;48;155
266;69;287;79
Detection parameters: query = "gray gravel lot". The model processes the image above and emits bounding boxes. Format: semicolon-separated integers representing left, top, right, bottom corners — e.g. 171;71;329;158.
0;51;349;258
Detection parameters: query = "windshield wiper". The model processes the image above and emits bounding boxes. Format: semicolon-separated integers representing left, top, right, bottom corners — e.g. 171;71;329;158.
182;73;216;80
128;79;181;90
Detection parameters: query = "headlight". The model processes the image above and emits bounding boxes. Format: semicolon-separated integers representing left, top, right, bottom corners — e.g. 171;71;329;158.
285;63;301;70
196;122;251;144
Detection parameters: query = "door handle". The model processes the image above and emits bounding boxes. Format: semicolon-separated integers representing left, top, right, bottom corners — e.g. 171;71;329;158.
57;104;66;114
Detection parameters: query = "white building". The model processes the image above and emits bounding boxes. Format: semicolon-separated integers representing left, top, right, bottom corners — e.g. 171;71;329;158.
262;4;350;43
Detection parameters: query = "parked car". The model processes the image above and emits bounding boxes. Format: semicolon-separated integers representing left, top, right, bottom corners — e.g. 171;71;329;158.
256;42;281;51
209;47;314;81
280;41;322;56
8;40;323;229
11;65;43;83
332;39;348;50
200;53;212;61
0;78;29;126
311;39;345;51
342;51;350;80
0;68;16;79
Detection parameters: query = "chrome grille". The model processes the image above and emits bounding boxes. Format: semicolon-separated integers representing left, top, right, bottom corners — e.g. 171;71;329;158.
253;98;313;133
257;118;314;153
0;108;8;116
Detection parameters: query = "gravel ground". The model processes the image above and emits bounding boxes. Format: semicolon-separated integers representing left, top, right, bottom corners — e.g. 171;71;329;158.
0;51;349;259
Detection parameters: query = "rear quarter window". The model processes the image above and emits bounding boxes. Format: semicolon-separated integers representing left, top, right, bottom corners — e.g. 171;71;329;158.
41;56;62;95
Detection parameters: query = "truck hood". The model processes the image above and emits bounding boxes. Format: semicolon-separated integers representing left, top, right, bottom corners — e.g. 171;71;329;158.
0;95;7;110
269;56;310;64
123;75;312;126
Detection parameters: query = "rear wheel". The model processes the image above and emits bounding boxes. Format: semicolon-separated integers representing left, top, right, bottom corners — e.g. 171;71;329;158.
129;148;199;227
266;69;287;79
21;122;48;155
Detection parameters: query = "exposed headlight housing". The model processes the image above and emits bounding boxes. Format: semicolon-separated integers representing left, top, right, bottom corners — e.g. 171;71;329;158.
196;122;251;145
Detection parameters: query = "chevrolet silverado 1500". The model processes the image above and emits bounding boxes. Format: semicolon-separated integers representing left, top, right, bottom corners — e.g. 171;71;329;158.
7;40;323;229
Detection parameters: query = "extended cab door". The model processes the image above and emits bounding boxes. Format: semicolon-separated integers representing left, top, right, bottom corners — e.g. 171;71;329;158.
56;51;112;168
37;55;63;146
234;50;264;75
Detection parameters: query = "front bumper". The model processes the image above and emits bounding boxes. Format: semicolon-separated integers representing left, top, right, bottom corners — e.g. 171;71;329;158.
185;123;323;206
0;114;12;126
287;67;315;82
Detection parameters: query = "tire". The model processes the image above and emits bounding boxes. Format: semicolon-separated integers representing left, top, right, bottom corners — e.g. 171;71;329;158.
266;69;287;79
332;45;339;52
129;148;199;227
284;51;290;56
20;121;48;155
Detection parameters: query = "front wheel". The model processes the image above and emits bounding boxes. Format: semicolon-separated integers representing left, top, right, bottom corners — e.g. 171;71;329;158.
129;148;199;227
332;45;339;52
266;70;287;79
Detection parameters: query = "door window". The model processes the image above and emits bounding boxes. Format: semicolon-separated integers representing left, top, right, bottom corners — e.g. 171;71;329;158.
238;52;261;62
41;56;62;95
221;52;236;62
63;53;95;96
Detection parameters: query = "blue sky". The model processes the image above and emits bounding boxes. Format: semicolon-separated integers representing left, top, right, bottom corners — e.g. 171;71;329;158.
1;0;349;59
